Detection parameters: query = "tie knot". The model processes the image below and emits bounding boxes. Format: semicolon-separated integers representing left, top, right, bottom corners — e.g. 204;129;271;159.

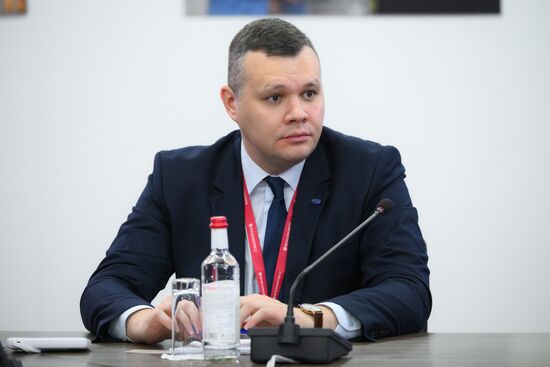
264;176;286;199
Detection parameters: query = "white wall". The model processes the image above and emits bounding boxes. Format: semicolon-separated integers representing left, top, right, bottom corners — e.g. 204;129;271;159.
1;0;549;332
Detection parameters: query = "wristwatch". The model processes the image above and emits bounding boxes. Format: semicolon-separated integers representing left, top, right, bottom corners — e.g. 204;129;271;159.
299;304;323;328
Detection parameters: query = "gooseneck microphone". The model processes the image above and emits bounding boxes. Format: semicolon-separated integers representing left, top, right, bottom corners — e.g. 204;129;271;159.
248;198;394;364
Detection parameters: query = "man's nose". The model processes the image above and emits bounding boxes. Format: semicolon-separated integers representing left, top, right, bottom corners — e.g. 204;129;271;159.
285;96;308;124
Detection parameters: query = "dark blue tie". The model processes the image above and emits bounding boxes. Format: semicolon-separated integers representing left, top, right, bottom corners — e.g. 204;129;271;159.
263;176;287;296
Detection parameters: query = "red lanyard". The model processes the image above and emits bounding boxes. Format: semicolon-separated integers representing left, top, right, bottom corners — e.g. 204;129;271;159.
243;177;298;299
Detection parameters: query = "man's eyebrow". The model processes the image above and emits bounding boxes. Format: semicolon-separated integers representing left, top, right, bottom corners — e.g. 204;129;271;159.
261;80;321;92
303;80;321;89
262;83;286;92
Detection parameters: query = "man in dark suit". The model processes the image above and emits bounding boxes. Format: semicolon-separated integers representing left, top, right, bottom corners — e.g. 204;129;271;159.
81;18;431;344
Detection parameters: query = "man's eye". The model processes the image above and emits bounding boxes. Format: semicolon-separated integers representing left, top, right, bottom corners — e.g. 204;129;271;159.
304;91;316;99
267;95;280;103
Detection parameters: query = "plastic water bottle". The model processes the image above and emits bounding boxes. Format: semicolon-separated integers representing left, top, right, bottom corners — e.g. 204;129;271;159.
201;216;240;359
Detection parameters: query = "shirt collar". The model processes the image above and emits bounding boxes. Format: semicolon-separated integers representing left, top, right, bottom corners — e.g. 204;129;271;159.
241;141;304;193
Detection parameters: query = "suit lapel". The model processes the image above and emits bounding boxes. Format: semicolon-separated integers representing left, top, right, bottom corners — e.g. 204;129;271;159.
283;141;330;303
209;136;246;294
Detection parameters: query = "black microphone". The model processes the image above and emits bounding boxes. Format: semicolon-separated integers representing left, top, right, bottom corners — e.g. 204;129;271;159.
248;198;394;364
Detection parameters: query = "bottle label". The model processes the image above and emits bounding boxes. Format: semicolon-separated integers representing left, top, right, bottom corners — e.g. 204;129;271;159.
202;280;239;345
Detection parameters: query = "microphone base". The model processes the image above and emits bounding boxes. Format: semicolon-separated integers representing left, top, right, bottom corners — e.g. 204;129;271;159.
248;327;352;364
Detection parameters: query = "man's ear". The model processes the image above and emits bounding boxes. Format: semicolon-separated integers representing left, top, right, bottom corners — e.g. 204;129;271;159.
220;85;238;123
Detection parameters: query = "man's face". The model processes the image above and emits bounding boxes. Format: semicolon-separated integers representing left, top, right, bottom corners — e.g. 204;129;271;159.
223;46;325;175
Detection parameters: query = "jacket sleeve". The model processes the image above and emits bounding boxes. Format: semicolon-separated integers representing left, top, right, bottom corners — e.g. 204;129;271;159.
328;146;432;341
80;152;175;341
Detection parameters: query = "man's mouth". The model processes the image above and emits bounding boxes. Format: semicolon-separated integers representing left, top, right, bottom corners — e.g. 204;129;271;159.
282;132;311;143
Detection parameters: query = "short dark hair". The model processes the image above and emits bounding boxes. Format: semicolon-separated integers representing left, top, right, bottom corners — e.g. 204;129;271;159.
228;18;317;96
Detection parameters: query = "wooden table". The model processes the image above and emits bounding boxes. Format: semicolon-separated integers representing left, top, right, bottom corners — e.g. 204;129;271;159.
2;331;549;366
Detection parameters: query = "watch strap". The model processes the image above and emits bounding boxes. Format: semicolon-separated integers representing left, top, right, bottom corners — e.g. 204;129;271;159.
299;304;323;328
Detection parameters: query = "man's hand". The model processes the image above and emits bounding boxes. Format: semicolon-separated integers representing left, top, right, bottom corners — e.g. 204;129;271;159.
172;296;202;341
240;294;288;329
126;295;201;344
126;296;172;344
239;294;339;330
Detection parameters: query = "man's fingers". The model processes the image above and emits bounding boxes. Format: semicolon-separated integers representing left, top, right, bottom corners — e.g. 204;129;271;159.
178;300;202;336
175;307;195;337
176;301;202;337
185;302;202;334
127;308;172;344
243;308;270;329
239;302;258;325
156;307;173;331
158;295;172;315
244;307;286;329
239;294;288;329
239;294;280;325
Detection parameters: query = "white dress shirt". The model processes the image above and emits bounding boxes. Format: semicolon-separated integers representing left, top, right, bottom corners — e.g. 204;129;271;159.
109;142;360;340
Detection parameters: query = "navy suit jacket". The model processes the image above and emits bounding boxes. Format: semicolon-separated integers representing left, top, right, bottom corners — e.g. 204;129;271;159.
80;127;431;341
